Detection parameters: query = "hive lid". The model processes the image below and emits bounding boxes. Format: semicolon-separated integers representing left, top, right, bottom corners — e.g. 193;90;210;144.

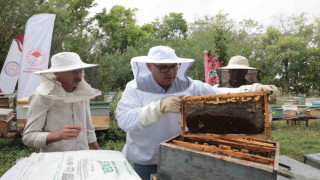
0;93;15;98
0;109;14;116
180;92;270;139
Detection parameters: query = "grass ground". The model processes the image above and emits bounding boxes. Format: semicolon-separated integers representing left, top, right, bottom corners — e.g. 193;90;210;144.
270;119;320;162
1;119;320;177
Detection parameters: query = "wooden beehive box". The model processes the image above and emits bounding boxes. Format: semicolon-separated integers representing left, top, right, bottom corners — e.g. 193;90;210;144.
158;92;279;180
0;93;15;109
16;97;29;119
308;109;320;118
283;100;299;105
0;109;14;137
282;110;297;118
90;102;110;130
307;106;320;118
16;97;29;132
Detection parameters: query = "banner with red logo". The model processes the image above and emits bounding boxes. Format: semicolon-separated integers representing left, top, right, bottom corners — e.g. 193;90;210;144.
204;51;221;86
18;14;56;99
0;34;24;93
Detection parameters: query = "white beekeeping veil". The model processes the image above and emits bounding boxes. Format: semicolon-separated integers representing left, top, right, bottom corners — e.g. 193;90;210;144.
130;46;194;93
33;52;101;103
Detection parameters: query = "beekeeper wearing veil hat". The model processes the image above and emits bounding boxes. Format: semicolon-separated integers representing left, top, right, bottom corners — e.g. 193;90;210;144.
23;52;101;152
215;55;278;103
116;46;279;180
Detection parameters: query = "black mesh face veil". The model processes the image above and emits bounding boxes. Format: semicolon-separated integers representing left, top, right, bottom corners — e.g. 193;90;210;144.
216;69;260;88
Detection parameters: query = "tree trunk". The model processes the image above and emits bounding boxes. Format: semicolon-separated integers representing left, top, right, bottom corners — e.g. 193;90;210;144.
284;59;289;96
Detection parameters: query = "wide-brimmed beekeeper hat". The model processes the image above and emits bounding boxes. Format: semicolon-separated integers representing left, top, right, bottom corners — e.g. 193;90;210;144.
34;52;97;75
218;55;256;70
131;46;194;63
216;55;260;87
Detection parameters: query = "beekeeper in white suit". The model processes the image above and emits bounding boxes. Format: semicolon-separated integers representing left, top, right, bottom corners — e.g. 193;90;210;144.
23;52;101;152
116;46;278;180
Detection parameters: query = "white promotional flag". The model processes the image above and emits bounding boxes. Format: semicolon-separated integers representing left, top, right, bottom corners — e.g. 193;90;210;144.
18;14;55;99
0;34;24;93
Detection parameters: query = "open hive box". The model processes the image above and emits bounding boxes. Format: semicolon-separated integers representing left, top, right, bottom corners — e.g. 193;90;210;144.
158;92;279;180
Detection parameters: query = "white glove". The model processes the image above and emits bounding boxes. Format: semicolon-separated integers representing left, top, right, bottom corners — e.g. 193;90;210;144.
138;95;182;127
160;95;181;114
239;83;260;92
255;85;278;104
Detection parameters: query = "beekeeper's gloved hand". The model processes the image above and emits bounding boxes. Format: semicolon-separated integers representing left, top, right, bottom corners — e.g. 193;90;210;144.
138;95;182;127
160;95;181;114
255;85;278;104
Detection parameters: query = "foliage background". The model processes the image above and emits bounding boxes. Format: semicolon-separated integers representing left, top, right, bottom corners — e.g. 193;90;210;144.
0;0;319;95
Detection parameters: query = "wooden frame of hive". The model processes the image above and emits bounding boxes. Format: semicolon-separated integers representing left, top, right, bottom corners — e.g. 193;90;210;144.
181;92;271;139
178;92;277;163
158;92;279;180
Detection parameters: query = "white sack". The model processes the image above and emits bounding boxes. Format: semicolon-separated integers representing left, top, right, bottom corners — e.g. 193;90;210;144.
17;150;141;180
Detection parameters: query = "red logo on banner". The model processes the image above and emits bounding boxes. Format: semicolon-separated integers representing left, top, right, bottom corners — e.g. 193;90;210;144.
14;33;24;52
5;61;20;77
26;48;46;66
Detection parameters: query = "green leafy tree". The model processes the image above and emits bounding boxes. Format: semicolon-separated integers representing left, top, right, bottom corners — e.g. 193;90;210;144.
39;0;97;86
0;0;44;66
154;12;188;39
98;37;166;90
229;19;263;59
255;14;317;96
266;35;307;95
141;23;156;36
39;0;96;56
189;12;234;66
210;12;234;66
95;5;145;54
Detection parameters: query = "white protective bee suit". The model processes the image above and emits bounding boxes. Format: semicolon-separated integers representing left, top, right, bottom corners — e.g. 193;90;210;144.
116;46;259;165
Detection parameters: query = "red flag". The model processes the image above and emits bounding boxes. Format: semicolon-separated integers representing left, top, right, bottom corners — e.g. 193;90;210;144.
204;51;221;86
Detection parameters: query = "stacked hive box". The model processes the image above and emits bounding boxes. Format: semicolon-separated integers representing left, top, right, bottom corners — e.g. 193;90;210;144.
269;106;283;120
307;101;320;118
90;102;110;130
0;109;14;137
158;92;279;180
307;107;320;118
16;97;29;132
283;100;300;105
282;105;308;118
0;93;15;109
